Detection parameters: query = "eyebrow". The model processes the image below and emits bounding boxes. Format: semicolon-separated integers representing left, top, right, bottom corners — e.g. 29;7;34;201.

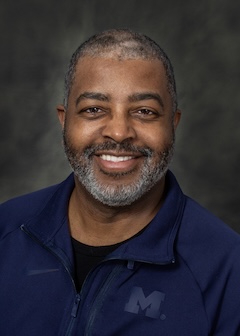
128;92;164;108
76;92;109;106
75;91;164;108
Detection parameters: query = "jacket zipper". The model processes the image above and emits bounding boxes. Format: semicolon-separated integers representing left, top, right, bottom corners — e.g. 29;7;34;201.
20;225;81;336
64;293;81;336
21;225;124;336
84;263;124;336
21;225;175;335
21;224;76;290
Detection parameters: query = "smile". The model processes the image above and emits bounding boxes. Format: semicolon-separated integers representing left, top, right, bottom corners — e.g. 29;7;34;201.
100;154;135;162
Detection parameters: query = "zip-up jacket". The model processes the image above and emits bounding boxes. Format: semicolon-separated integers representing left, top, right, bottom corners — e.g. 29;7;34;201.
1;171;240;335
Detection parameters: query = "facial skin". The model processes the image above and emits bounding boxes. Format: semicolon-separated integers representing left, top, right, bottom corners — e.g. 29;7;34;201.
58;57;181;208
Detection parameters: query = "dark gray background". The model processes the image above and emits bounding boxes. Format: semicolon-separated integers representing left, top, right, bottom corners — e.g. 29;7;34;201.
1;0;240;232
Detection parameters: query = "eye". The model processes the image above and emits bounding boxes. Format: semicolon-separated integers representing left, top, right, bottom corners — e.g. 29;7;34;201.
132;108;159;120
85;107;102;114
79;106;106;119
137;109;155;115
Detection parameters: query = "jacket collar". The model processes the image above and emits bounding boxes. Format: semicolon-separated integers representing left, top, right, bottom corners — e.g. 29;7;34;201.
110;171;186;264
23;174;75;271
24;171;186;266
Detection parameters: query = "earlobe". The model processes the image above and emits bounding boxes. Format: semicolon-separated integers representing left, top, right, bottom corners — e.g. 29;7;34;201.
57;104;66;128
173;109;181;130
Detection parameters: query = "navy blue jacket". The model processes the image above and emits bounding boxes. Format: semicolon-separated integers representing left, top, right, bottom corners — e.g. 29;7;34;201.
1;171;240;335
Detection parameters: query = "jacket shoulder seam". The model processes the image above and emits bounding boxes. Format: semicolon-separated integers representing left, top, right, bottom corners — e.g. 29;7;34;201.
176;252;210;329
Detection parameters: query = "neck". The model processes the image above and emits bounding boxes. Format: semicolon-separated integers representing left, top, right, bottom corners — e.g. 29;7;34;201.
68;175;166;246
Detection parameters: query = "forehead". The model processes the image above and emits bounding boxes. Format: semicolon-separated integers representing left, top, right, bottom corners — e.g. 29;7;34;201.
70;56;170;103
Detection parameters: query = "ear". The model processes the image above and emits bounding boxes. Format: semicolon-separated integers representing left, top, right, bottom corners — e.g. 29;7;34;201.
57;104;66;129
173;109;181;131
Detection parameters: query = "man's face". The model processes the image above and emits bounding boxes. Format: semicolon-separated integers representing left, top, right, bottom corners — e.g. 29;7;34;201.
58;57;180;206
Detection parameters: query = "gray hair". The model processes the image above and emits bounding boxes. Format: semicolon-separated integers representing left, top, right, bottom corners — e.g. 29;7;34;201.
63;29;178;113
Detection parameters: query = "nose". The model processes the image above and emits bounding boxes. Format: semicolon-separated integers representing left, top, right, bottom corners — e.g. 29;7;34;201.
101;111;136;143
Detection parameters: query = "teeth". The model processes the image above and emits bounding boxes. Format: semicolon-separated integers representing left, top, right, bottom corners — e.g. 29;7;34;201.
100;154;134;162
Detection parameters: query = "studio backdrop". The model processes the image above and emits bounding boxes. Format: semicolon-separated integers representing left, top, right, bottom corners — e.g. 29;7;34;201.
1;0;240;232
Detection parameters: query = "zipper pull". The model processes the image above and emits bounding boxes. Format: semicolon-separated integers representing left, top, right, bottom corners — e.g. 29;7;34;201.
127;260;135;270
71;294;81;318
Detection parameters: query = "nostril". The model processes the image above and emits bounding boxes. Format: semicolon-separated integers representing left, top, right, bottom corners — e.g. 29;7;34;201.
102;117;136;142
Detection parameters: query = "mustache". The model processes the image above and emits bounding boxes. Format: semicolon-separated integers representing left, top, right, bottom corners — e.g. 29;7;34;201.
82;141;153;157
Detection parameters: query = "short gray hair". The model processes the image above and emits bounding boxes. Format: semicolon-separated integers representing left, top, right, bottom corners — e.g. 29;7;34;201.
63;29;177;112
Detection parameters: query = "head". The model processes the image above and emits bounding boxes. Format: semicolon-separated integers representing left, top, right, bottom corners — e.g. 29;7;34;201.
58;29;181;207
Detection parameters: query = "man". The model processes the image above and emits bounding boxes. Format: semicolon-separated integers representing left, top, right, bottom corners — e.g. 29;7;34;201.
1;29;240;335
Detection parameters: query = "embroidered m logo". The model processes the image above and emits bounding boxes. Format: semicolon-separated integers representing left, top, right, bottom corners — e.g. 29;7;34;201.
124;286;165;319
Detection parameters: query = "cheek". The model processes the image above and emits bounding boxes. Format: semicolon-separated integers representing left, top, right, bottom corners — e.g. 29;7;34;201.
64;123;88;148
139;126;173;149
63;123;81;151
67;119;103;144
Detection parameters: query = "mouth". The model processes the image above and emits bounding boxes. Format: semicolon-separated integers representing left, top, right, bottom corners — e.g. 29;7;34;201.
100;154;135;162
94;151;143;173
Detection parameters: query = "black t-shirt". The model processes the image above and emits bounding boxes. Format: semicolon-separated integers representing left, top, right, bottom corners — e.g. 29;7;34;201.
71;227;147;292
71;238;123;292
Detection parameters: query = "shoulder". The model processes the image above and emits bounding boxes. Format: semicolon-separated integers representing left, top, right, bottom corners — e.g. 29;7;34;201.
1;184;59;217
177;195;240;284
0;174;74;238
180;196;240;246
177;196;240;331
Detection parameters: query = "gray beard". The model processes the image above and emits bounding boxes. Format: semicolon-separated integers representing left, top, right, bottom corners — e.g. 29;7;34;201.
63;135;174;207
